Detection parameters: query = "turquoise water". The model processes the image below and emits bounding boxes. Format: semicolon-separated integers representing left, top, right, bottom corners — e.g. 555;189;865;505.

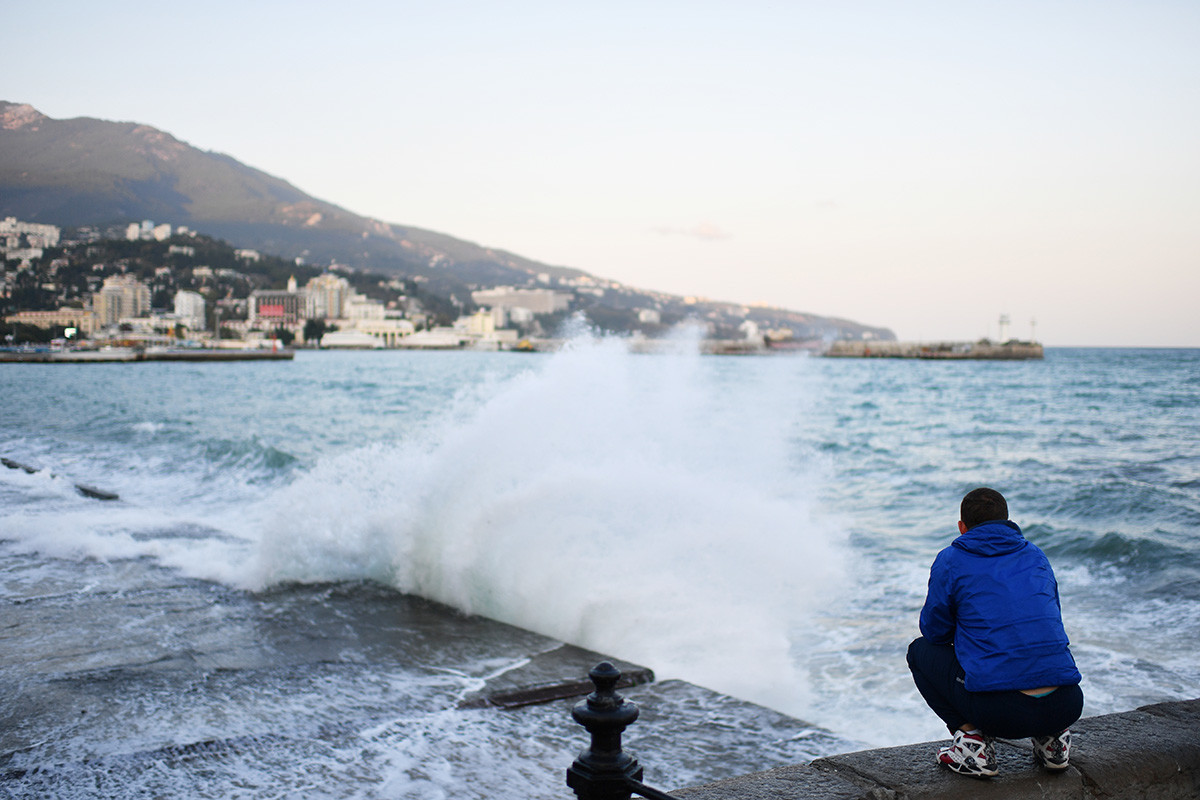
2;341;1198;776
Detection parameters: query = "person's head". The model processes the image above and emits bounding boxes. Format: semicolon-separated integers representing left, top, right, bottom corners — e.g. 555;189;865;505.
959;487;1009;531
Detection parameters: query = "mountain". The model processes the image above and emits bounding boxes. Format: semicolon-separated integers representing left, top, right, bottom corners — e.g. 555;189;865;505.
0;101;894;341
0;101;561;286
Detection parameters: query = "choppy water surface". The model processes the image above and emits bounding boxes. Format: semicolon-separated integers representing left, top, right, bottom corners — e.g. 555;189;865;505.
2;340;1198;796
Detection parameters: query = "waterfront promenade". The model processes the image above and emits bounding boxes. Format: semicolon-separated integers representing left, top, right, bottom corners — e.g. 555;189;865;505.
671;698;1200;799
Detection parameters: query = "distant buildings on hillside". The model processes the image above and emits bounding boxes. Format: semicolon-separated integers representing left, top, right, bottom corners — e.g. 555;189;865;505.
1;216;61;265
468;287;571;330
125;219;191;242
3;216;892;348
470;287;570;314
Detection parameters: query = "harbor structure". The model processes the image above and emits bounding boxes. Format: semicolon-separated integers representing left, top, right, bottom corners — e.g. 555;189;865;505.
824;339;1043;360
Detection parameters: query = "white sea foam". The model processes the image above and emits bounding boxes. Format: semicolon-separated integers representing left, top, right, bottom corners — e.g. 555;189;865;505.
0;437;268;588
251;332;846;709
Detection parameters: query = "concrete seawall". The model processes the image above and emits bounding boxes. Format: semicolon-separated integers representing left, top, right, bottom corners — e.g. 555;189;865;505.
672;698;1200;800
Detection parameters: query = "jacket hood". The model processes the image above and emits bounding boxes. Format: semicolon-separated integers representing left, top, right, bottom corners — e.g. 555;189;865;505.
951;519;1028;556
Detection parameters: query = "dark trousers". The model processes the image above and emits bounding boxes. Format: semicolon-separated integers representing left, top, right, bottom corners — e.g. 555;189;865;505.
906;636;1083;739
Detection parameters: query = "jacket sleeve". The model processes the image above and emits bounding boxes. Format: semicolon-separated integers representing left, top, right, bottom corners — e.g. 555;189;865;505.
919;551;956;644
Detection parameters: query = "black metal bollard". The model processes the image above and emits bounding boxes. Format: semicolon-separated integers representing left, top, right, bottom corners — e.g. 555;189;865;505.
567;662;680;800
567;661;643;800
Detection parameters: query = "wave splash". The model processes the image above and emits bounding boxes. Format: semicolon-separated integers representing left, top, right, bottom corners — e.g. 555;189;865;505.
253;332;844;706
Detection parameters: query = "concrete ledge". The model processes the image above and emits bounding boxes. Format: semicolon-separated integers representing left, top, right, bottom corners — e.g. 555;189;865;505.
673;699;1200;800
457;644;653;709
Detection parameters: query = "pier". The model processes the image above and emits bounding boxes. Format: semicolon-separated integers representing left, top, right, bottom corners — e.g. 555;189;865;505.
0;346;294;363
824;340;1044;360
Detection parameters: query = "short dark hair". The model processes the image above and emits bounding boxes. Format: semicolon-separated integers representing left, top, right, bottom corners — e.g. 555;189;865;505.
960;488;1009;530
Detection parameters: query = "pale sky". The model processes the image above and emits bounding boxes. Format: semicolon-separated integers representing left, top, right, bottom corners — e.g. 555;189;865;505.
6;1;1199;346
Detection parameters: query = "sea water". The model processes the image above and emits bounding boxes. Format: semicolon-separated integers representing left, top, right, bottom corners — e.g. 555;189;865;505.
2;337;1198;794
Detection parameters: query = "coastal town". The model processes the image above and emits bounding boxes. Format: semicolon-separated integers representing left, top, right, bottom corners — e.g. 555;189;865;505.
2;216;1040;359
1;216;896;356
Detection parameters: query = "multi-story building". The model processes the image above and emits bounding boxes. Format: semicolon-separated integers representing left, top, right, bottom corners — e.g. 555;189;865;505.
455;309;496;337
173;290;207;332
305;273;351;320
248;289;305;327
4;308;97;335
345;294;385;322
92;274;151;326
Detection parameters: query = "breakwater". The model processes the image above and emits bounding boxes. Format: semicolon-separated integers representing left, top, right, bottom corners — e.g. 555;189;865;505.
824;340;1044;359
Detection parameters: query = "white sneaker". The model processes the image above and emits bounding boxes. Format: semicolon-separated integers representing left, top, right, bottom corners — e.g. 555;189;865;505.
936;729;998;778
1032;729;1071;770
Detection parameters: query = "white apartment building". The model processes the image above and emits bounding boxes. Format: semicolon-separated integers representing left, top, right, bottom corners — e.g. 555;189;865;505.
174;290;207;332
345;294;385;322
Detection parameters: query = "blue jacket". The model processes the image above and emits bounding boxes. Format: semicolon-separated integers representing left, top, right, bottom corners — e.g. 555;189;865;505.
920;520;1082;692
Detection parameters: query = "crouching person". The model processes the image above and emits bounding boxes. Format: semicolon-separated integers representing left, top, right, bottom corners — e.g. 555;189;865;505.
907;488;1083;778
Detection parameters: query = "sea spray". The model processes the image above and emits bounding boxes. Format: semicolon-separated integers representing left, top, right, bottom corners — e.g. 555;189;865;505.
254;332;846;707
